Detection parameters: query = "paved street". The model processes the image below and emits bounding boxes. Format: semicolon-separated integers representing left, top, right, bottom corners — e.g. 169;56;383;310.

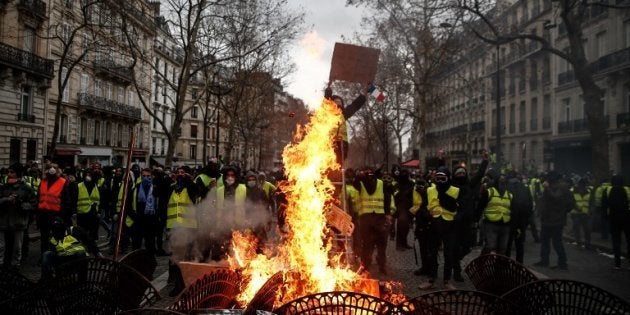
379;233;630;302
15;223;630;308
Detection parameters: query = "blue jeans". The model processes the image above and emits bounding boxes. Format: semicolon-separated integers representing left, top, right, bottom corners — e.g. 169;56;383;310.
540;225;567;267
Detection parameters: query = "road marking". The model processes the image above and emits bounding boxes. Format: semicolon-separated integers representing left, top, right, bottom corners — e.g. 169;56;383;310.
152;269;170;291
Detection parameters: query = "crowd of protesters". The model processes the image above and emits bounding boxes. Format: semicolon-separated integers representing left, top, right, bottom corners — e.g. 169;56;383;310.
0;152;629;293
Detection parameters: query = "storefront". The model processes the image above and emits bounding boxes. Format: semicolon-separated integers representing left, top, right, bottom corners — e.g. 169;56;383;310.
552;139;592;175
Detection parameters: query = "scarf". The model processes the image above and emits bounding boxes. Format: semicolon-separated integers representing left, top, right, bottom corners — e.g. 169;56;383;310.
137;184;155;215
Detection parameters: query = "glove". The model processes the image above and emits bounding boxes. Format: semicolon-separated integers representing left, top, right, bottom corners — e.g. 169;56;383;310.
324;87;333;100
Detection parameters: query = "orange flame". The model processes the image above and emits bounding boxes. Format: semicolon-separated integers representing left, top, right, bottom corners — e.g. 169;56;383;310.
229;98;373;306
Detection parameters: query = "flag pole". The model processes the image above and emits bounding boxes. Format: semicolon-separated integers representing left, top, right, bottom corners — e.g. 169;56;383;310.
114;128;136;261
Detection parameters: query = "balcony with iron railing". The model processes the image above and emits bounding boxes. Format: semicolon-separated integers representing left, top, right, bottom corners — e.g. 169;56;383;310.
77;92;141;121
17;0;46;21
17;113;35;123
0;42;54;79
470;121;485;132
558;47;630;86
154;44;184;64
93;58;134;85
558;118;588;134
122;2;156;33
618;112;630;128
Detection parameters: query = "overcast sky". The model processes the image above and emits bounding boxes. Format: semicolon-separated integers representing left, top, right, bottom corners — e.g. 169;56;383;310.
285;1;366;108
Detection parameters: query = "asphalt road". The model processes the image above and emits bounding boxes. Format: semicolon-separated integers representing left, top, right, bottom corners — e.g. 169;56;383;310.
17;224;630;307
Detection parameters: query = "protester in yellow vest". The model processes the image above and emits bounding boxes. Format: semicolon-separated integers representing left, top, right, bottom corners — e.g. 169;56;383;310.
41;218;101;280
478;169;514;256
419;167;461;291
76;170;100;241
353;167;395;276
194;161;221;200
166;166;200;297
570;178;592;248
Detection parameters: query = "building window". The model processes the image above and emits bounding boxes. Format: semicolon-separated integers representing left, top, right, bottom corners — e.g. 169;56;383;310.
519;101;526;133
10;139;21;165
128;90;134;105
530;97;538;131
107;83;112;99
596;32;607;59
152;137;157;154
80;118;88;144
61;67;70;102
118;87;124;103
190;144;197;160
191;106;198;118
22;27;36;53
105;122;111;145
117;124;123;146
192;88;198;99
59;114;68;143
543;94;551;129
80;74;89;93
190;125;198;138
563;98;571;121
26;139;36;162
94;120;101;145
20;86;32;118
95;79;102;97
624;21;630;48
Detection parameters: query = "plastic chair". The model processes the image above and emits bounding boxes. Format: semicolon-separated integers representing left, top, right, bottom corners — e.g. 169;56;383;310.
464;254;538;296
502;279;630;314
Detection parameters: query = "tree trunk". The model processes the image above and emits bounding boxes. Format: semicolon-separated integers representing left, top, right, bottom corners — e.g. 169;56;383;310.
563;11;609;181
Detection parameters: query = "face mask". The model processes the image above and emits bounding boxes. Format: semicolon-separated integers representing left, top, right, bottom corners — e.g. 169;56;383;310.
247;180;257;188
142;177;152;186
84;176;92;182
225;177;236;186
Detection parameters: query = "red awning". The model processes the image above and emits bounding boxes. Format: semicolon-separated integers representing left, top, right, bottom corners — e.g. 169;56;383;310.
55;148;82;156
401;159;420;168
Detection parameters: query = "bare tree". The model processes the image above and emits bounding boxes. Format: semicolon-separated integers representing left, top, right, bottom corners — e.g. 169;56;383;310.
120;0;303;167
453;0;630;180
350;0;462;163
47;0;108;158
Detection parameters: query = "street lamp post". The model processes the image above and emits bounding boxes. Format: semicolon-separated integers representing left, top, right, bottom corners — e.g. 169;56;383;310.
495;43;502;168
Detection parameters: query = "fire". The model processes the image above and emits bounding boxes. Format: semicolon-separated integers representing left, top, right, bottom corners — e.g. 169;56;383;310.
229;98;372;307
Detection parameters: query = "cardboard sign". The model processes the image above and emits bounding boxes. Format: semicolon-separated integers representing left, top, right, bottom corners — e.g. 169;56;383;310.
329;43;380;84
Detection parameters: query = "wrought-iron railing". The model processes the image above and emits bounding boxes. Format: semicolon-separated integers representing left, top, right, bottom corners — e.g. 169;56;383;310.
17;113;36;123
93;59;133;83
0;42;54;78
77;92;141;120
18;0;46;20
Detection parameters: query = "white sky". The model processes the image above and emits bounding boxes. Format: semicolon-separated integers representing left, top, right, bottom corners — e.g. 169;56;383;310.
285;1;366;108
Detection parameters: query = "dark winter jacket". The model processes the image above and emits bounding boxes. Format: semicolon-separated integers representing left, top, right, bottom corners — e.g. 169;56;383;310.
506;178;533;229
539;180;575;227
0;179;36;230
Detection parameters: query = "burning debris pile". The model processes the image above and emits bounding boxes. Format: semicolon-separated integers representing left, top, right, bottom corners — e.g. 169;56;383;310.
226;98;383;308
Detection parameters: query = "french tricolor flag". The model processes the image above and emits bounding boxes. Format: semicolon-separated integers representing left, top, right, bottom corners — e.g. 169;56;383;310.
367;84;385;103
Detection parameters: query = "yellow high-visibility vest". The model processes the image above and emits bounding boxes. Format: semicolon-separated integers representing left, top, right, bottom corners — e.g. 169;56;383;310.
571;188;591;214
50;228;86;256
77;182;100;214
410;190;423;215
357;179;385;216
167;188;197;229
484;187;512;223
216;184;247;225
196;174;212;188
427;186;459;221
